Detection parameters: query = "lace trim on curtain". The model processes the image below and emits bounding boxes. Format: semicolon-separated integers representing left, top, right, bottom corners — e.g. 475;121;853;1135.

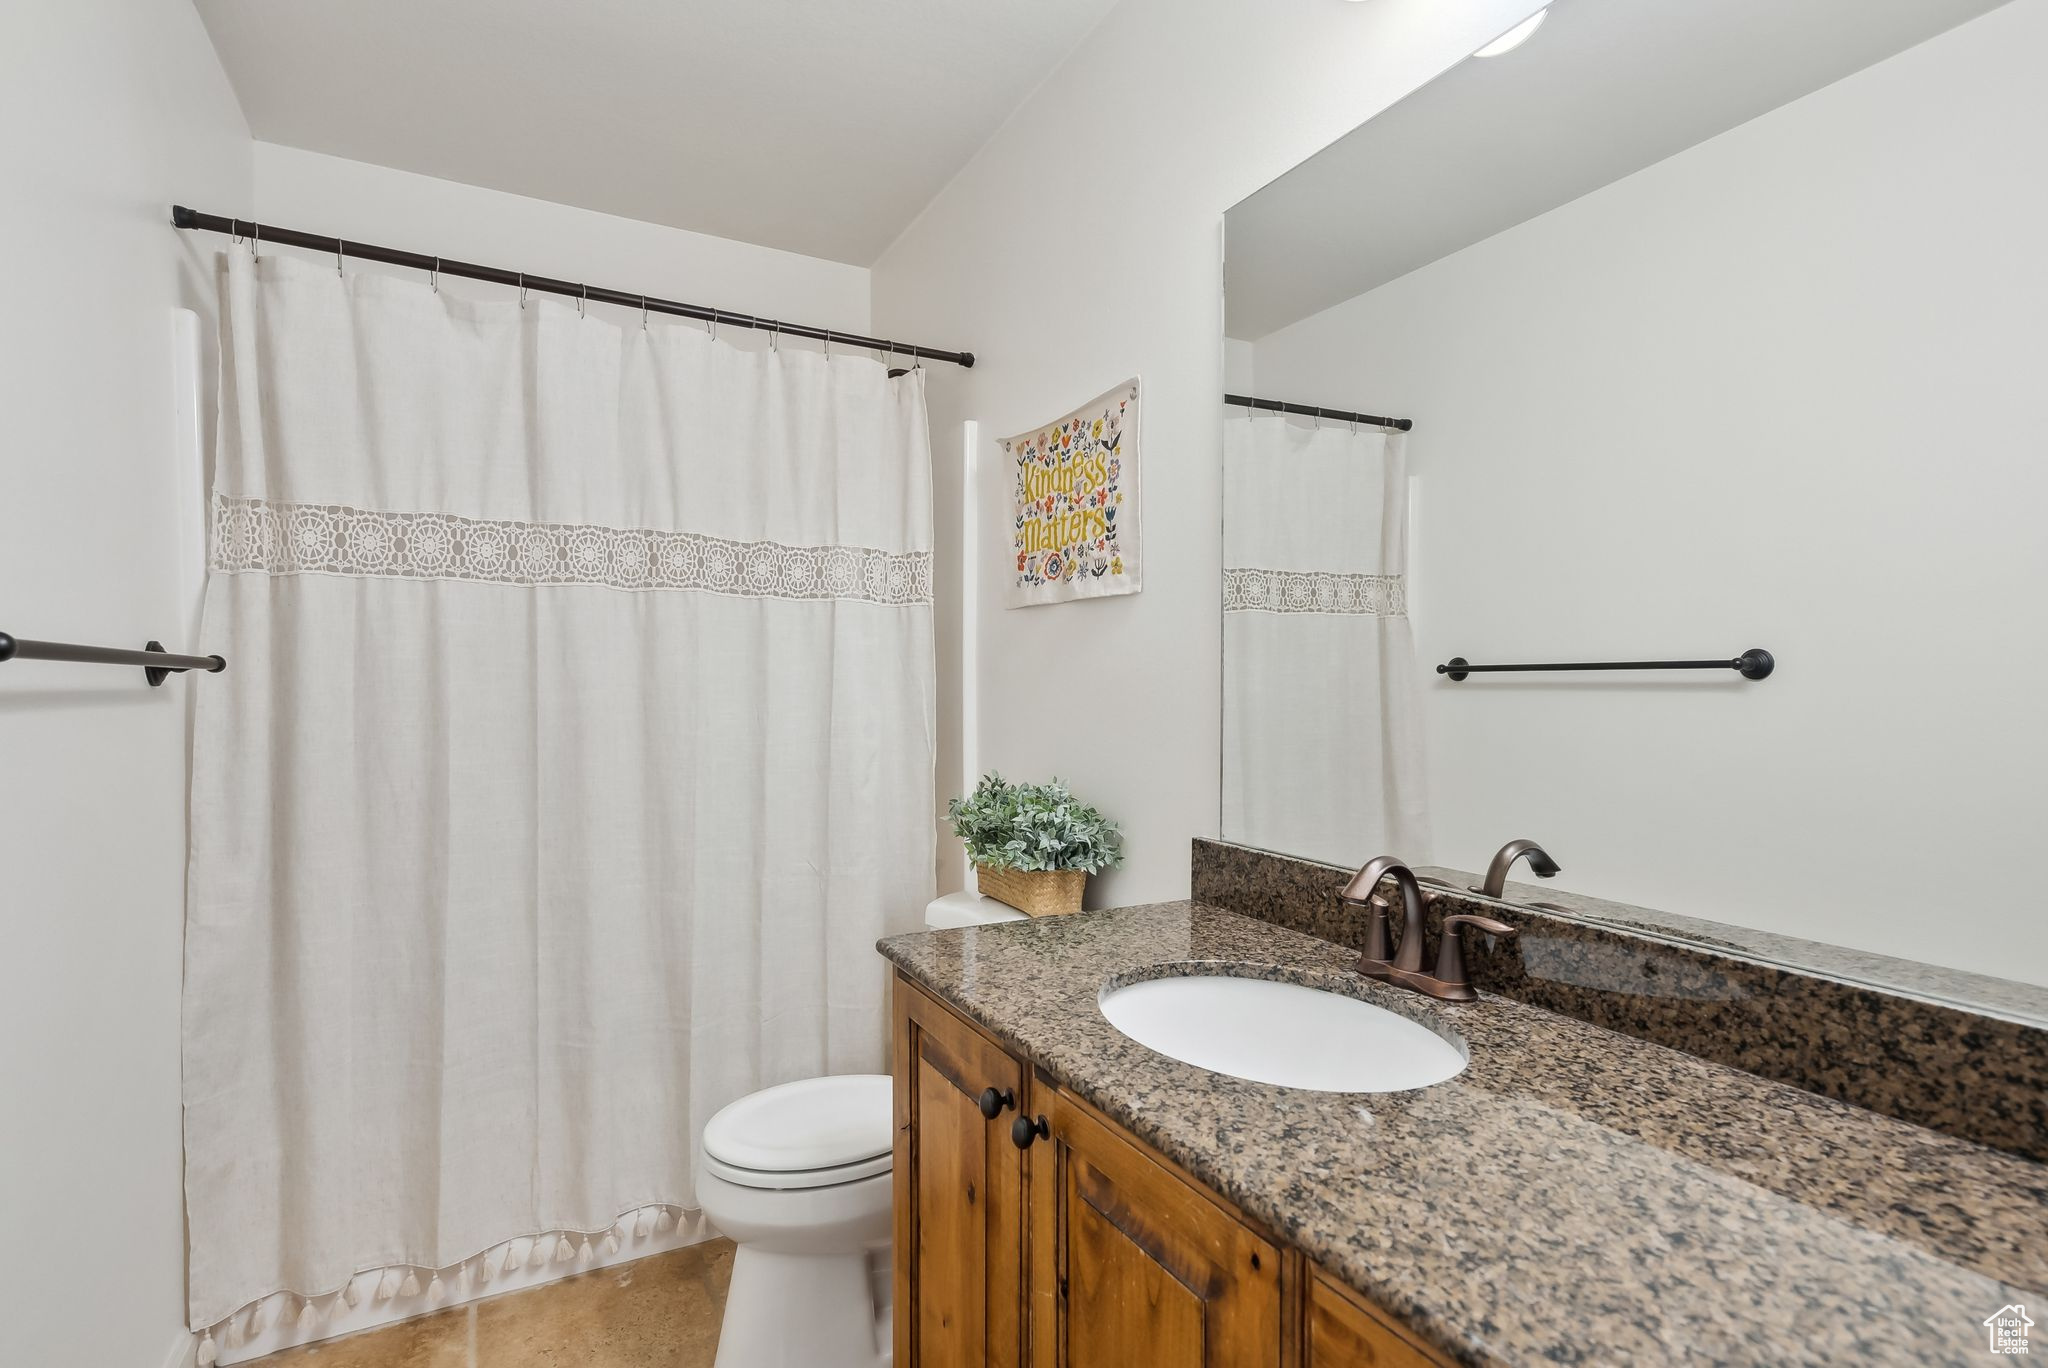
193;1204;697;1365
210;493;934;606
1223;568;1406;616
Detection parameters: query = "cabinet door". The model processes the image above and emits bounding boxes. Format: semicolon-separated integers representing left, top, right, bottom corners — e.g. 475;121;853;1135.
1306;1267;1451;1368
1027;1088;1283;1368
893;975;1030;1368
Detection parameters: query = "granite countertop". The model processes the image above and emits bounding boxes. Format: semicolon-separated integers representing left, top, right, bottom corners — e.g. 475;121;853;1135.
878;902;2048;1368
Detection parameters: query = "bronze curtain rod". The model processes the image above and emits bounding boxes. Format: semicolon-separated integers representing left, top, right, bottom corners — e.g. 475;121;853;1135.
1224;393;1412;432
170;206;976;369
0;631;225;687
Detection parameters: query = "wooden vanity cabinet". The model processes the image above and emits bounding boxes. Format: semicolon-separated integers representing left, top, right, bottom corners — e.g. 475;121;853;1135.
891;972;1453;1368
893;976;1031;1368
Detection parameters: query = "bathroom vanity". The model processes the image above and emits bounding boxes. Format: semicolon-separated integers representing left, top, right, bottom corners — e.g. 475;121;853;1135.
890;964;1447;1368
880;895;2047;1368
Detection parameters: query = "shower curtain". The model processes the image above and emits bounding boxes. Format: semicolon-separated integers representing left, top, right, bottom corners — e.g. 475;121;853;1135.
1221;411;1427;866
183;251;936;1333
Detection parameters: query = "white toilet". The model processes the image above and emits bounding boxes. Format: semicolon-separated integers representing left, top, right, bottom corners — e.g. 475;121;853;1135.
698;893;1025;1368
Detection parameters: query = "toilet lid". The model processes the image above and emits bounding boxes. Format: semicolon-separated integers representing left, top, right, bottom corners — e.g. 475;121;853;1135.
702;1074;894;1176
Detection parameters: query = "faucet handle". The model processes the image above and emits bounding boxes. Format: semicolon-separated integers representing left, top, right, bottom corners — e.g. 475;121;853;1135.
1433;913;1519;992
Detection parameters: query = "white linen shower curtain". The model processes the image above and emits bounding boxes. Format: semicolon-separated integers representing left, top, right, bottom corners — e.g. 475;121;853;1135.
1221;412;1427;865
183;250;935;1329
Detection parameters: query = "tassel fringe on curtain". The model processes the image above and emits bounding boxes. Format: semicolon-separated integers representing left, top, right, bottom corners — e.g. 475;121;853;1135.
196;1204;691;1365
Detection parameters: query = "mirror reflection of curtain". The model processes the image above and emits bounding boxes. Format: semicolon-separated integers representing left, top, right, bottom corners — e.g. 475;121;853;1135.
1222;411;1427;866
183;250;935;1331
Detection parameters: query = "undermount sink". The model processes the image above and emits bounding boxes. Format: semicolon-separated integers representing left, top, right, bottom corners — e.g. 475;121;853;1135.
1098;973;1468;1093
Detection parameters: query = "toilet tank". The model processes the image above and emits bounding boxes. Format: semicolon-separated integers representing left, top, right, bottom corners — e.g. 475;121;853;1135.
924;890;1029;930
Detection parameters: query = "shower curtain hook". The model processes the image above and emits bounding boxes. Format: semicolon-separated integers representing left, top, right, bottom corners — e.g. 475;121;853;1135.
823;331;833;359
518;274;527;310
639;296;648;330
770;320;780;353
578;283;587;319
336;237;345;277
251;222;260;261
708;308;717;339
430;258;440;294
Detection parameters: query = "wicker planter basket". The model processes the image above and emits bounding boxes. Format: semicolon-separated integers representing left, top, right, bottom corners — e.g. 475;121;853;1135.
975;864;1088;918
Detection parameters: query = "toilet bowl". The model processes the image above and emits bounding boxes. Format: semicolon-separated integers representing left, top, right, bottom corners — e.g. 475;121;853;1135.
700;895;1025;1368
698;1073;895;1368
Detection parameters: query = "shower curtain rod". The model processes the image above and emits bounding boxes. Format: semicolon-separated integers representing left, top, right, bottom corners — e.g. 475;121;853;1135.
170;206;977;369
1224;393;1412;432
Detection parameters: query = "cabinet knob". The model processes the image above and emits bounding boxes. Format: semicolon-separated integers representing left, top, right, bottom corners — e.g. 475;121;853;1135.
1011;1113;1050;1150
978;1086;1016;1120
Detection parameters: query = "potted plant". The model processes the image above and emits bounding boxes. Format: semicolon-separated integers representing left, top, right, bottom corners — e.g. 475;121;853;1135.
946;773;1125;917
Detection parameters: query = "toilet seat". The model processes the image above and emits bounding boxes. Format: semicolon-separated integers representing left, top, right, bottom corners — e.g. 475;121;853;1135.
702;1074;893;1191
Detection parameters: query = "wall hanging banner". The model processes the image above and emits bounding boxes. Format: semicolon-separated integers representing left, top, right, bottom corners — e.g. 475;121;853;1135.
1001;378;1141;607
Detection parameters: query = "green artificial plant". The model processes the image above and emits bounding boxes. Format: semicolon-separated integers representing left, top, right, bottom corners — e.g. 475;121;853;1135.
946;773;1126;875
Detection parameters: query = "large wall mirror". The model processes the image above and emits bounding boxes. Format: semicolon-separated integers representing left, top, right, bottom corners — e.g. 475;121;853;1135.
1219;0;2046;1007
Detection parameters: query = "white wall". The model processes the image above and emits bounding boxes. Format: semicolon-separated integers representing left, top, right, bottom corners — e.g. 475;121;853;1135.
254;142;870;333
0;2;251;1365
872;0;1542;905
1223;338;1256;394
1250;0;2048;982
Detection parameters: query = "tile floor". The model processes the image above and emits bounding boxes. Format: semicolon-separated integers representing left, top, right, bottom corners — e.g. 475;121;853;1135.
245;1240;734;1368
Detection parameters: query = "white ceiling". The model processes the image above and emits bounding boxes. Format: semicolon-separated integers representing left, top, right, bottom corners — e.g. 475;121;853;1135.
1225;0;2012;339
194;0;1121;266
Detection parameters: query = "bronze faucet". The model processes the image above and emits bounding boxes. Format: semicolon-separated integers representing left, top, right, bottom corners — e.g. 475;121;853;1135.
1340;855;1429;971
1474;839;1560;899
1340;856;1517;1002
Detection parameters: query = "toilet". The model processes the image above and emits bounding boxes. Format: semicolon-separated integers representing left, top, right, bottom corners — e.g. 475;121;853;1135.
698;893;1025;1368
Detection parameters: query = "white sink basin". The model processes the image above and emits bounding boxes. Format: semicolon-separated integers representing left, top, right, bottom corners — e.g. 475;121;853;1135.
1098;974;1467;1093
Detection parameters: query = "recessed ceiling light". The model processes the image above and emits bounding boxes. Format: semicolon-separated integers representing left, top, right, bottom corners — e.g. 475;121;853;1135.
1473;7;1547;57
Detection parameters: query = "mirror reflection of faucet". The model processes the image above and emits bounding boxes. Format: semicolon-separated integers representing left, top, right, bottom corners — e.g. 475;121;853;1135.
1472;839;1561;898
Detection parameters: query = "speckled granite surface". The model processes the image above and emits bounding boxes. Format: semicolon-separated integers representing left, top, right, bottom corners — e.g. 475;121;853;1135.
1193;839;2048;1162
1426;872;2048;1027
879;904;2047;1367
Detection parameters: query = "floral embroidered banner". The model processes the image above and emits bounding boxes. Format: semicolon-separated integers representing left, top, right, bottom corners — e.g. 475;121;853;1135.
1000;378;1141;607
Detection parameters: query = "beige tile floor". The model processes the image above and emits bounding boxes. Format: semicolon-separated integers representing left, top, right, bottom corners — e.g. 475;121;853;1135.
246;1241;734;1368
